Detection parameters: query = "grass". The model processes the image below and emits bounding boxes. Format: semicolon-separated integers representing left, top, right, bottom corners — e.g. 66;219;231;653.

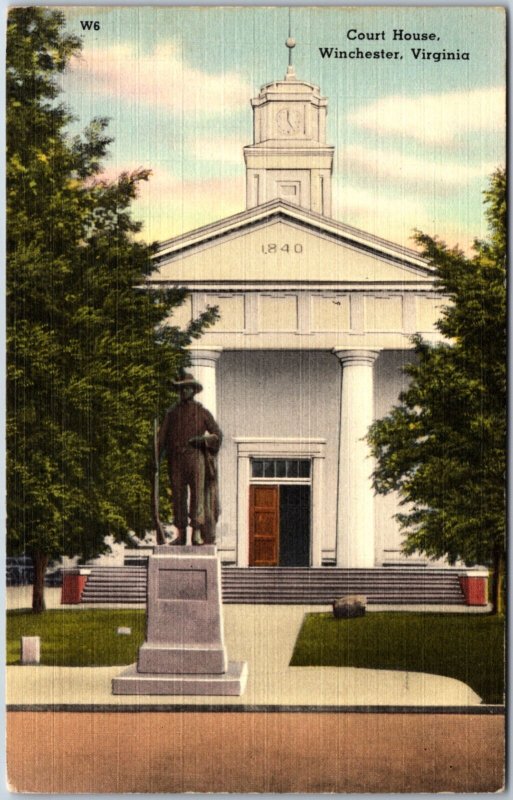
7;609;146;667
290;612;505;705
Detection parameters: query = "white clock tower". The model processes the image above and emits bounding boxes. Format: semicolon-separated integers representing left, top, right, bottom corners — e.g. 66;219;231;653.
244;39;334;216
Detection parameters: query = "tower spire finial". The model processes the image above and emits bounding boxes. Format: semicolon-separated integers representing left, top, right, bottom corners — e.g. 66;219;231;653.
285;8;296;79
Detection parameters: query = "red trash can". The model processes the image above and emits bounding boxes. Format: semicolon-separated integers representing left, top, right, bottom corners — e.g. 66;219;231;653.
61;568;91;604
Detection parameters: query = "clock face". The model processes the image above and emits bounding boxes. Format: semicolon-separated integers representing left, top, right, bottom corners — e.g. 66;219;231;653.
276;108;302;135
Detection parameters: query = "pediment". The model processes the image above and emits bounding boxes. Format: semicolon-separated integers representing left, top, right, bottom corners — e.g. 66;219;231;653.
151;201;433;287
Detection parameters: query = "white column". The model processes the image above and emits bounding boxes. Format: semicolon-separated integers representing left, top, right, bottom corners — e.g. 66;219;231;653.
236;455;251;567
333;348;380;568
311;455;324;567
187;347;222;417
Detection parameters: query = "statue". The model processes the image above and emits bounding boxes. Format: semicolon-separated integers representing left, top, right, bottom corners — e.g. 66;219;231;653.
156;373;222;546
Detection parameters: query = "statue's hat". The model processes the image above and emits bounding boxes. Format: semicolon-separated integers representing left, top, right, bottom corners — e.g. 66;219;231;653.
171;372;202;394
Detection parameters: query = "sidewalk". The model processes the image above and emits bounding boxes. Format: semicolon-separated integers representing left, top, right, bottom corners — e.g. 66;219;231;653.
7;591;483;707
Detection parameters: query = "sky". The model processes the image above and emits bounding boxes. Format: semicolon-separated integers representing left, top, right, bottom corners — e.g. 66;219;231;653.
58;6;506;253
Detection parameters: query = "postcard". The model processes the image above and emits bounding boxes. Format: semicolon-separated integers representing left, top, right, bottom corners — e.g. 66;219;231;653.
6;5;506;793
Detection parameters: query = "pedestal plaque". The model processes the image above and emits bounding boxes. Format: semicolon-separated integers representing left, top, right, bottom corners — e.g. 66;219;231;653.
112;546;247;695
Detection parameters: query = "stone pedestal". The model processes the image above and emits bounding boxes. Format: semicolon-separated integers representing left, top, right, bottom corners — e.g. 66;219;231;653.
112;546;247;695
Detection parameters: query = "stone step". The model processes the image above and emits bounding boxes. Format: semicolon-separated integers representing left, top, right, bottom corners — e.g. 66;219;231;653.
82;577;147;584
86;584;459;592
224;586;461;592
223;577;461;584
82;568;465;579
83;585;462;594
82;596;463;605
86;576;459;586
81;590;463;601
117;563;461;574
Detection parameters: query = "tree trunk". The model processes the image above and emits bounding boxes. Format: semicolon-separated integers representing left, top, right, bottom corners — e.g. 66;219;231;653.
490;548;504;616
31;551;48;613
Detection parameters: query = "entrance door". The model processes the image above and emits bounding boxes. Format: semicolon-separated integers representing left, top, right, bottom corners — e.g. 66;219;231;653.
279;485;310;567
249;485;279;566
249;484;311;567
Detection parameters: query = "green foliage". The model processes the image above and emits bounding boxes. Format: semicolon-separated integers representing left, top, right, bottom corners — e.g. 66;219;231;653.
367;169;506;573
7;609;146;666
7;8;217;574
291;612;505;704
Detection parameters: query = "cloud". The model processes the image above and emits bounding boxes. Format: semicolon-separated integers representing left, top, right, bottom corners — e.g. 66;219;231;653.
348;87;504;144
120;165;245;241
333;183;426;220
332;184;477;253
189;135;244;164
339;145;496;187
68;42;251;115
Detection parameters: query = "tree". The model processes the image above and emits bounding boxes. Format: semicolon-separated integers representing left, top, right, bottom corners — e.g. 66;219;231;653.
367;169;506;614
7;8;217;612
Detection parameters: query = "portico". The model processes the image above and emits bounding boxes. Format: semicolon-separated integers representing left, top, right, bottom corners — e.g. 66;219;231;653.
149;61;444;570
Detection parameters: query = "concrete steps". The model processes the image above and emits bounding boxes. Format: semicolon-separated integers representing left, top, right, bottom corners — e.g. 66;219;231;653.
79;565;466;605
222;568;464;604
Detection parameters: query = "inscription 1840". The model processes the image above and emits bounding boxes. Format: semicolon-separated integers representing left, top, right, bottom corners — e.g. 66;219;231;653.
261;243;303;254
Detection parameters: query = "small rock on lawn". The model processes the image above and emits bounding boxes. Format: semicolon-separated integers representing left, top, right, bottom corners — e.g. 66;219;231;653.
332;595;367;619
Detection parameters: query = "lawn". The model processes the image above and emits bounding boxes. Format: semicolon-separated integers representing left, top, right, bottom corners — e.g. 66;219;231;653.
290;612;505;705
7;609;146;667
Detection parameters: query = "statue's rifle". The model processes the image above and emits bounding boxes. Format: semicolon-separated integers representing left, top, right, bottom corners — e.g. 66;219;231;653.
152;417;167;545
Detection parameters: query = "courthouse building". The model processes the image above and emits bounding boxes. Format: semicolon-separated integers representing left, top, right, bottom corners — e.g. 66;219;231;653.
149;61;447;571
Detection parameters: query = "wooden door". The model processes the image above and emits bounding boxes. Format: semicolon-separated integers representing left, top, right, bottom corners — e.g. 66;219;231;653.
249;485;279;566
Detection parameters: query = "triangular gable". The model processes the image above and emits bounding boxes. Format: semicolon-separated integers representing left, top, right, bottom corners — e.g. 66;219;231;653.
151;200;432;285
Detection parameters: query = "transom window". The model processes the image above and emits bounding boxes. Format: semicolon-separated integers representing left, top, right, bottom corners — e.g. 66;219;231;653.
251;458;310;479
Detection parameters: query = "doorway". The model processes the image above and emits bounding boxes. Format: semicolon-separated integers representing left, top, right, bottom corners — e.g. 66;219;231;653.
235;442;325;568
249;483;311;567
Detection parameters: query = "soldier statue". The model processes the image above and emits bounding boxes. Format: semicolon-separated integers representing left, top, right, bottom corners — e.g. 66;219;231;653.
157;373;222;546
